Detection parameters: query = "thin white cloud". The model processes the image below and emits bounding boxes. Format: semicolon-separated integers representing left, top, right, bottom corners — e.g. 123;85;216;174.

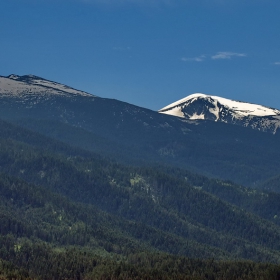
181;55;206;62
182;52;246;63
113;46;131;51
274;62;280;65
211;52;247;60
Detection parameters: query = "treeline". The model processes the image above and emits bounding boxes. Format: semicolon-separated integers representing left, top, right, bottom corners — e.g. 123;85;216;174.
1;242;280;280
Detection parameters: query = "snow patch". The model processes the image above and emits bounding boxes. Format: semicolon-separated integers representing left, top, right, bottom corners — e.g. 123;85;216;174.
159;106;185;118
189;113;205;120
208;99;219;121
159;93;206;111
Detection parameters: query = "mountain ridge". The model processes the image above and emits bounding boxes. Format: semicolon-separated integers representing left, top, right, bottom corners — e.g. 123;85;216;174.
0;74;93;98
2;74;280;187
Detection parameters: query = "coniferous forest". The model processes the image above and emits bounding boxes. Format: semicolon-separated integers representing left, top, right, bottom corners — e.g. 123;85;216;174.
0;117;280;279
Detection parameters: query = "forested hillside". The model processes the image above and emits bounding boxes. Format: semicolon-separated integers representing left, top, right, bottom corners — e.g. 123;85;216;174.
1;119;280;278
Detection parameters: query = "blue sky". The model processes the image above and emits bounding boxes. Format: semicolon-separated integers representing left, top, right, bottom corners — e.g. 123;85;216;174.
1;0;280;110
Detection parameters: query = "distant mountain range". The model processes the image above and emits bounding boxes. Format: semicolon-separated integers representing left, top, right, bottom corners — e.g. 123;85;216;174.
1;74;280;187
3;74;280;134
159;93;280;134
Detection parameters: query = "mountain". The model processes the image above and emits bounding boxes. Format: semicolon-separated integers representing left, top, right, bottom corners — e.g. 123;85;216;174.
159;93;280;134
2;75;280;278
2;74;280;188
1;110;280;278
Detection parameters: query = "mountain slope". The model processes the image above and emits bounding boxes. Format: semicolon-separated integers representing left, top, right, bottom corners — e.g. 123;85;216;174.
2;120;280;263
159;93;280;134
0;74;92;98
2;75;280;187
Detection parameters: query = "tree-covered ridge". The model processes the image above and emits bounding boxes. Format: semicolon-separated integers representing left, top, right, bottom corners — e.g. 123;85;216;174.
16;115;280;187
1;119;280;278
1;121;280;260
151;166;280;225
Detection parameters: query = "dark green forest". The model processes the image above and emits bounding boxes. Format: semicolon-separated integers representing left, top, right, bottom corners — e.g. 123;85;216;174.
1;118;280;279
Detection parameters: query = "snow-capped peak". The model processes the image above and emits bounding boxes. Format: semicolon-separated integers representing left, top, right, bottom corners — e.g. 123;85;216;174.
160;93;207;112
159;93;280;134
159;93;280;118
